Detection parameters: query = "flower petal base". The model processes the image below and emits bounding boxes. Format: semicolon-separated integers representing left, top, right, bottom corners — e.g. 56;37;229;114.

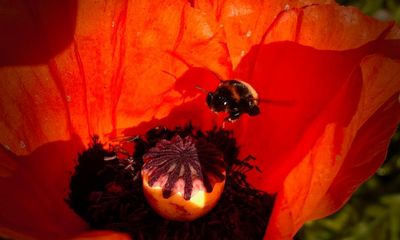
67;124;275;239
142;171;226;221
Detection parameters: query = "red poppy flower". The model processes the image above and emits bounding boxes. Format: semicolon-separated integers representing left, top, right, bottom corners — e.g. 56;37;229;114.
1;0;399;239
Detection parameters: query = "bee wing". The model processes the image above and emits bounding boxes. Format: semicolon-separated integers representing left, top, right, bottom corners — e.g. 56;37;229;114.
195;85;209;94
257;98;295;106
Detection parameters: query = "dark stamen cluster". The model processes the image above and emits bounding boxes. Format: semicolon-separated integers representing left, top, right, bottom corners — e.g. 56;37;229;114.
67;123;275;240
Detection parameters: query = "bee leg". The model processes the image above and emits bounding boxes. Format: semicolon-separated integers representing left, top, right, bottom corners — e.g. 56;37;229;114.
242;155;256;161
226;110;241;122
239;98;260;116
247;105;260;116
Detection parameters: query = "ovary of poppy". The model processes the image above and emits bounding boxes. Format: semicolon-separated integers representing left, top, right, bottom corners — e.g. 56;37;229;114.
0;1;399;240
142;172;226;221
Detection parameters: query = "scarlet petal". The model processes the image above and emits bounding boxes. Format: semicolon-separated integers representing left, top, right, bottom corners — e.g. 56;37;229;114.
71;230;131;240
225;3;400;240
0;1;228;238
0;139;87;239
0;0;77;66
291;5;391;50
235;42;366;192
309;55;400;219
266;95;400;239
216;0;336;67
0;0;234;157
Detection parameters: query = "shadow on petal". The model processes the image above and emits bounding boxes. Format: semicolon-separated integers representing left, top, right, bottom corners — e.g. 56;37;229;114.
0;0;77;66
0;135;87;239
122;66;223;137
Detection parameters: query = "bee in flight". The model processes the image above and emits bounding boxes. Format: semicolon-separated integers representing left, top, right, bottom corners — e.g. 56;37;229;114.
199;79;260;122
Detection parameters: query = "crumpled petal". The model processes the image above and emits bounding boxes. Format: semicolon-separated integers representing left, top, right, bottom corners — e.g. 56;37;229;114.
200;0;336;67
0;0;230;156
308;55;400;219
0;0;227;238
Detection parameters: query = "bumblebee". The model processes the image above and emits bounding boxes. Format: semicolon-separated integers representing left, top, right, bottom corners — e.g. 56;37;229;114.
205;80;260;122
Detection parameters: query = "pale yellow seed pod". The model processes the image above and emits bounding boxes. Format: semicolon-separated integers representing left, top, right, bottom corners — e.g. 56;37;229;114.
141;135;226;221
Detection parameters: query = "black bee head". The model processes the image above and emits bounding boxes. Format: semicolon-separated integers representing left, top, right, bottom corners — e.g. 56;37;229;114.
207;92;229;113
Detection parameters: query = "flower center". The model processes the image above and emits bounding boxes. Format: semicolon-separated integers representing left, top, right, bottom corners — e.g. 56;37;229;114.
142;134;225;200
67;124;274;239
